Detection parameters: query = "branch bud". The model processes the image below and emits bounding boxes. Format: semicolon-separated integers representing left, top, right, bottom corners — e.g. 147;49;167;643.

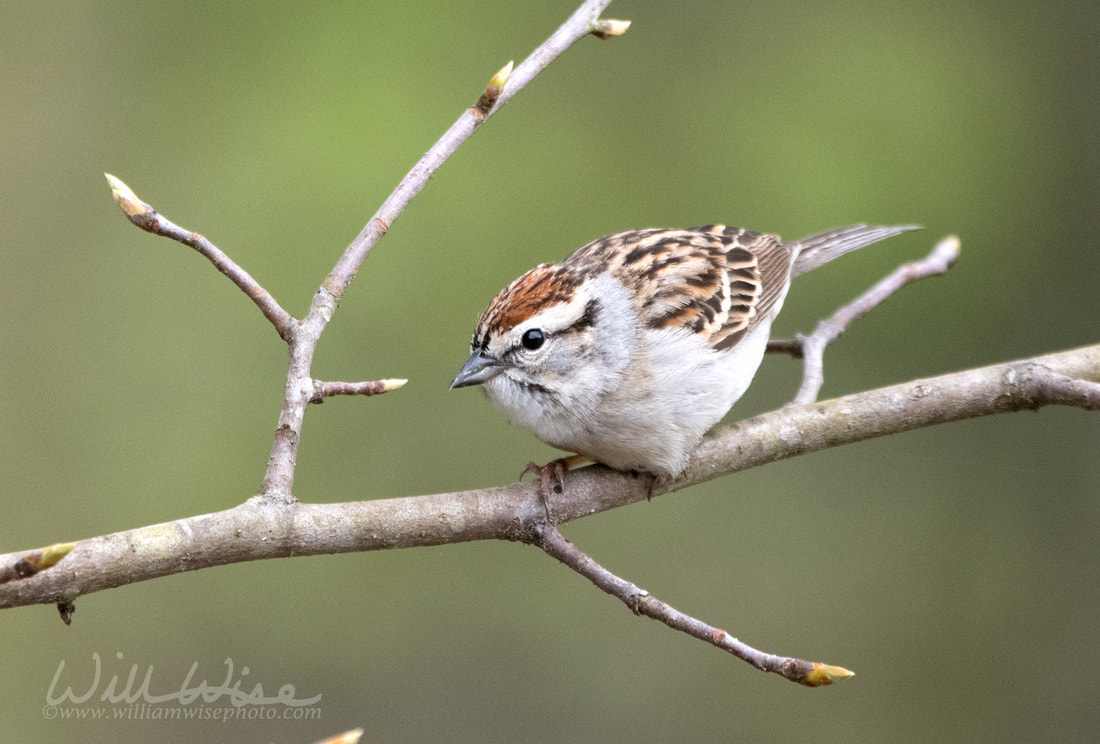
315;729;364;744
38;542;75;570
104;173;157;231
380;379;408;393
934;234;962;266
801;662;855;687
1;542;75;584
474;61;514;116
592;19;631;39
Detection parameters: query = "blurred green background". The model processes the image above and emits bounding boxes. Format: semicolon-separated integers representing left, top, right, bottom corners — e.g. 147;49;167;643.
2;1;1098;741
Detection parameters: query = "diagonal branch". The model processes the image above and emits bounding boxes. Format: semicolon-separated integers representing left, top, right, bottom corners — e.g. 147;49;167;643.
316;0;619;308
104;174;297;341
533;524;853;686
768;235;961;404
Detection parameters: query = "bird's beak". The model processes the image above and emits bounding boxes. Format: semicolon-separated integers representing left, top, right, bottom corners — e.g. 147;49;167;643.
450;349;506;389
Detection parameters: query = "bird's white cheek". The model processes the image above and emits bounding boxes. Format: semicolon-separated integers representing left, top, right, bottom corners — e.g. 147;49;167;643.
482;373;549;428
482;374;521;410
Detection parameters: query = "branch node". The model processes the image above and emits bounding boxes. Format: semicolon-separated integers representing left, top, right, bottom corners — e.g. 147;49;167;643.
1022;365;1100;410
784;235;963;405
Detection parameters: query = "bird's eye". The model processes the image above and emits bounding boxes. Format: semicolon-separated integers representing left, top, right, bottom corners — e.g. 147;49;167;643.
520;328;545;350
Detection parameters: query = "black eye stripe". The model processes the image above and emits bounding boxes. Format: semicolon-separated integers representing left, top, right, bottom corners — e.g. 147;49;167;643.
518;299;599;347
572;299;599;332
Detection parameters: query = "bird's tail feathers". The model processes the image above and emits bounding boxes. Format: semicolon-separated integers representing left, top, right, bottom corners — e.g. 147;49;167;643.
792;224;921;278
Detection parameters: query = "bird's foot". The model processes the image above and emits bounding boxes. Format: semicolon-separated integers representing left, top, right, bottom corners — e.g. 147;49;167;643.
520;455;590;521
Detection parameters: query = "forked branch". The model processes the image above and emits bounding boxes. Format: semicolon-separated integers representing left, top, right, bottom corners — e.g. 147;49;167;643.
3;343;1097;683
24;0;1097;686
103;0;625;504
768;235;961;404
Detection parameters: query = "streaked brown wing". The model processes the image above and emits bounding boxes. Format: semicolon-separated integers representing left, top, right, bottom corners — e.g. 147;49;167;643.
564;226;796;352
695;225;796;349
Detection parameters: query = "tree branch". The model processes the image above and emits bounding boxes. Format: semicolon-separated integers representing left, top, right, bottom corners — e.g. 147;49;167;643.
3;345;1096;622
64;2;1097;685
104;0;625;504
104;174;297;341
308;379;409;404
768;235;961;404
533;524;853;686
1027;368;1100;409
318;0;618;306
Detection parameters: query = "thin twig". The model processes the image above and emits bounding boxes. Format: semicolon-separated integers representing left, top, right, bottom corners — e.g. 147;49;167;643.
532;524;852;686
763;337;804;358
769;235;961;404
105;174;296;340
309;379;408;404
317;0;617;306
1030;369;1100;410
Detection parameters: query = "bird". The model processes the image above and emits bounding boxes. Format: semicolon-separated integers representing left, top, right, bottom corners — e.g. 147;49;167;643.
451;223;917;483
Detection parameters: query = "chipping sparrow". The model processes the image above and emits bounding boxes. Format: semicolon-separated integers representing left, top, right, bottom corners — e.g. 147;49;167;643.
451;223;917;477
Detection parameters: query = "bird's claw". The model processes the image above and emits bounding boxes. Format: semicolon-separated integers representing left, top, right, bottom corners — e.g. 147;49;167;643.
520;459;569;521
